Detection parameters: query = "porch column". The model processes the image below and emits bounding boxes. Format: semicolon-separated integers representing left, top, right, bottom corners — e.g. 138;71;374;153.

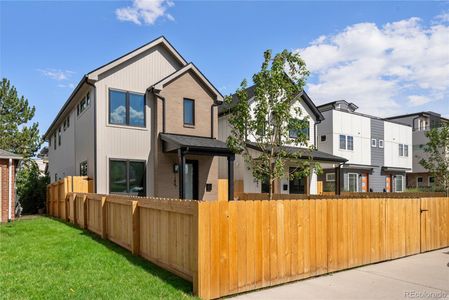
335;165;341;196
178;149;185;199
227;155;235;201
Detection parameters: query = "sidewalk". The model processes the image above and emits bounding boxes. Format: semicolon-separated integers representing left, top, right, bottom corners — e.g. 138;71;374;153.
232;248;449;300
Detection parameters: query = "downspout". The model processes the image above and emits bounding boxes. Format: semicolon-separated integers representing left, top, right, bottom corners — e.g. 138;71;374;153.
150;88;166;133
210;100;221;139
85;78;97;193
8;158;12;222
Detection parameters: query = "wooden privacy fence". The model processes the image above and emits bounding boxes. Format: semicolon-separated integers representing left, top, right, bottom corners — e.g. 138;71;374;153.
46;176;92;217
47;190;449;299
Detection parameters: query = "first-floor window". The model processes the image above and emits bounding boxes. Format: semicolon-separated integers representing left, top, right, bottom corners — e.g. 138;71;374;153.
109;159;145;196
347;173;358;192
326;173;335;182
395;175;404;192
417;176;423;187
80;161;88;176
429;176;435;186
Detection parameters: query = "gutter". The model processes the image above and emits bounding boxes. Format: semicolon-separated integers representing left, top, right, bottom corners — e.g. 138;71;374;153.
210;100;221;139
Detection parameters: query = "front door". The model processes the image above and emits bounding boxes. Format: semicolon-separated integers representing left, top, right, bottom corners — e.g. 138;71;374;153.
361;173;368;192
289;167;306;194
385;175;391;192
184;160;198;200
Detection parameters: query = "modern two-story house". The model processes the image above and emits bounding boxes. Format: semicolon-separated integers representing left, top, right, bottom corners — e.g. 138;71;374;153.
385;111;449;189
218;86;347;195
317;100;413;193
44;36;235;200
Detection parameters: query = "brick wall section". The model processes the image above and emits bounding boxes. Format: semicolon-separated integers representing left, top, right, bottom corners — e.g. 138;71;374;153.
0;159;16;223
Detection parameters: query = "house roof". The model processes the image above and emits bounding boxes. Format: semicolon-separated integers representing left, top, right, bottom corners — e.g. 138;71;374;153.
246;142;348;163
160;133;233;156
218;86;325;121
151;63;223;102
0;149;22;160
384;111;449;122
44;36;191;140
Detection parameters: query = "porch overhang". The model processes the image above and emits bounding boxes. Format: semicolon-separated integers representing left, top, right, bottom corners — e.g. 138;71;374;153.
382;166;411;173
160;133;235;200
341;163;376;171
246;142;348;164
160;133;234;157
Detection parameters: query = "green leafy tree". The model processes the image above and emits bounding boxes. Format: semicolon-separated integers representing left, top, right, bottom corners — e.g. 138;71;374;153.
0;78;41;158
224;50;321;199
419;122;449;196
16;160;50;214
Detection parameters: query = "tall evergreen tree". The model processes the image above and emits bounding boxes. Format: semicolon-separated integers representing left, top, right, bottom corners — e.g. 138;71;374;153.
0;78;41;157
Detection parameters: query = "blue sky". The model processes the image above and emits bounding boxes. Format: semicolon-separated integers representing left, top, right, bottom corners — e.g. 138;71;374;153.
1;0;449;136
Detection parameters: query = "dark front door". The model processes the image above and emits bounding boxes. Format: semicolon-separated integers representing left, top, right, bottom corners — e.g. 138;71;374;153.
184;160;198;200
289;167;306;194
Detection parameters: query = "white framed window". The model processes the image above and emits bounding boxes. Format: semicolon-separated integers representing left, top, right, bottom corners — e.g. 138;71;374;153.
417;176;423;187
347;136;354;150
339;135;346;150
395;175;404;192
379;139;384;148
399;144;404;156
326;173;335;182
347;173;358;192
371;138;377;147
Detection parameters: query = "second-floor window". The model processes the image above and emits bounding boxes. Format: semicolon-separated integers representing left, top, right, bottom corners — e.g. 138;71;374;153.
289;127;310;140
379;139;384;148
399;144;408;157
109;90;145;127
58;127;62;146
77;92;91;116
340;135;354;150
183;98;195;126
53;132;56;150
372;138;377;147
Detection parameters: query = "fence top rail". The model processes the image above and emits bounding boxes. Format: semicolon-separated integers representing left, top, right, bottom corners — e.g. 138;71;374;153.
236;192;446;200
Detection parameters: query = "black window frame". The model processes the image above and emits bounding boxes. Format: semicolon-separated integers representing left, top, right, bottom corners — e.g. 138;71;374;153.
183;98;195;126
339;134;346;150
109;159;146;196
321;135;326;142
58;127;62;146
53;132;57;150
108;89;146;128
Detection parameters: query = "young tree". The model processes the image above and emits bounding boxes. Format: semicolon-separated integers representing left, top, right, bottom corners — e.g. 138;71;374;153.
0;78;41;158
419;122;449;196
225;50;320;199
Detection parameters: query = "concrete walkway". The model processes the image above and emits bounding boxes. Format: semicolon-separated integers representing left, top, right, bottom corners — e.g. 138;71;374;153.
232;248;449;300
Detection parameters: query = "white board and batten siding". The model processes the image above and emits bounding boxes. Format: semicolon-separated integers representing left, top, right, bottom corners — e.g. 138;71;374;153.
384;121;413;169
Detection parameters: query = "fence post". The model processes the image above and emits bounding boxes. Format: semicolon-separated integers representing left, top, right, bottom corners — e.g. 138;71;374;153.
65;194;70;222
131;200;140;255
101;196;107;239
72;194;77;226
83;195;88;229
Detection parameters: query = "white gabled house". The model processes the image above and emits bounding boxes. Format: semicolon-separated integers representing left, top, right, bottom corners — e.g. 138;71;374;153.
218;86;347;195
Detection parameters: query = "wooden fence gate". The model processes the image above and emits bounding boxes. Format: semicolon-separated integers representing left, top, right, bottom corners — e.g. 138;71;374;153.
420;197;449;252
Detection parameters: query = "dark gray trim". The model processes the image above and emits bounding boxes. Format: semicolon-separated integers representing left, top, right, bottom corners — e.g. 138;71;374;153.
183;98;195;126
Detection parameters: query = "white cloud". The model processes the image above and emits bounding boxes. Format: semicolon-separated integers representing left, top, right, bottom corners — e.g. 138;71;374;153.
116;0;175;25
434;11;449;24
38;68;74;81
57;83;75;89
297;14;449;117
408;95;431;106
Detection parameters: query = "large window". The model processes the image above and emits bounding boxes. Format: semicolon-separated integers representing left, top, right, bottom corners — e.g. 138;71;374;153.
339;135;353;150
183;98;195;126
109;90;145;127
109;159;145;196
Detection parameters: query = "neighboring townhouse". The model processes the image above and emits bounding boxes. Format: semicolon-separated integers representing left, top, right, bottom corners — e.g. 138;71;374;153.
0;149;21;223
218;86;347;195
317;100;413;193
44;36;235;200
385;111;449;189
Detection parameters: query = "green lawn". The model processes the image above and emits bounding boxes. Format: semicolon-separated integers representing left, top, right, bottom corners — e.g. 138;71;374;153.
0;217;195;299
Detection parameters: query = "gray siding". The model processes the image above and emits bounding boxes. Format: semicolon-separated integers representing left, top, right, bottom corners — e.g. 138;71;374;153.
370;119;385;192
